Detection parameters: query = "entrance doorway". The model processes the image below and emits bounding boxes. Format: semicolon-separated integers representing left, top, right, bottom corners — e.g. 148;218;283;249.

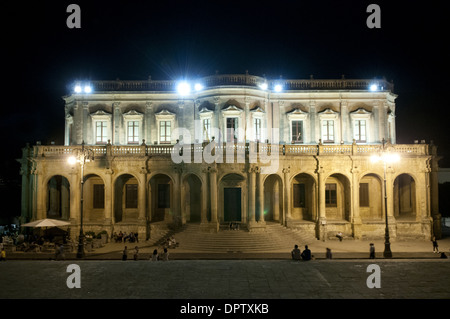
224;188;241;222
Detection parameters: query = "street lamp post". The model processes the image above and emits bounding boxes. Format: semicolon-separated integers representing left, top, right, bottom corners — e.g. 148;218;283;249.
371;139;399;258
68;141;94;259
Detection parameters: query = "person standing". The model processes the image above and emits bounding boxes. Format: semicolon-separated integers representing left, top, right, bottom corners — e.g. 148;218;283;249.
432;236;439;253
122;246;128;261
134;246;139;261
0;248;6;261
326;248;332;259
369;243;375;259
161;248;169;261
151;249;158;261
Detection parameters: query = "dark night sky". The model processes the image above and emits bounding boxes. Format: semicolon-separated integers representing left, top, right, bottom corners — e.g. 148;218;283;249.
2;0;450;181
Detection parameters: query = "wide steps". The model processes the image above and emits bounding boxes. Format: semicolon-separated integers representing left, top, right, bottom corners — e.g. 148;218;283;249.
171;222;316;252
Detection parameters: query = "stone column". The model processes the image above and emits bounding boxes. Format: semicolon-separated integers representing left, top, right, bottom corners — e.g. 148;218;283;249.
248;167;256;224
351;166;362;239
82;101;89;144
104;169;113;231
138;170;147;222
340;100;349;143
317;168;327;240
174;166;183;227
113;102;121;145
209;167;219;232
283;167;291;226
145;102;153;145
257;167;265;223
309;100;316;143
36;172;46;220
201;170;208;225
385;165;397;238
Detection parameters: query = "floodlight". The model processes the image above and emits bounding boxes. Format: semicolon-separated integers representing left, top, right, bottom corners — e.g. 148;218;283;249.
177;82;191;95
274;84;283;92
259;82;268;90
68;156;77;165
194;83;204;91
84;85;92;93
74;85;82;93
370;84;378;91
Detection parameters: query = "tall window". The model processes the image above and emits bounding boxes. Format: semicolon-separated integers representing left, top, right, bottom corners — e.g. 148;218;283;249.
93;184;105;209
292;121;303;144
127;121;139;144
354;120;367;143
325;183;337;207
254;118;261;142
226;118;238;142
322;120;334;143
202;118;211;141
359;183;369;207
293;184;306;208
160;121;171;144
96;121;108;144
125;184;138;209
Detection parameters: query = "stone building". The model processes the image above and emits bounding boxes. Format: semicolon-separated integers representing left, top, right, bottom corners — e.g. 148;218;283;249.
18;73;442;241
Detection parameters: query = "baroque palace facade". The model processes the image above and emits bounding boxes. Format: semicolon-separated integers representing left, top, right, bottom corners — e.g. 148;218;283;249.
18;73;442;240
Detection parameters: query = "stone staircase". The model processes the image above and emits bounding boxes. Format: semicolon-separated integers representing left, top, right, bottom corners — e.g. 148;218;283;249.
170;222;317;253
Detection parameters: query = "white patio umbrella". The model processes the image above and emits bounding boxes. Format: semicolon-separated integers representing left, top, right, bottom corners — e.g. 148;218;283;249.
21;218;71;228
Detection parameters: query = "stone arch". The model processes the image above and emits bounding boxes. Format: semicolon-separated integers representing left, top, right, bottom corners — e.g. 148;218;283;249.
291;172;317;222
263;174;284;223
359;173;383;220
114;174;139;223
393;173;417;220
46;175;70;220
325;173;351;221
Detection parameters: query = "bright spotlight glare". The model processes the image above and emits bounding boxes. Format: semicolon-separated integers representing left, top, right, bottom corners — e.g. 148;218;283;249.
194;83;204;91
370;84;378;91
177;82;191;95
274;84;283;92
68;156;77;165
84;85;92;93
74;85;82;93
259;83;268;90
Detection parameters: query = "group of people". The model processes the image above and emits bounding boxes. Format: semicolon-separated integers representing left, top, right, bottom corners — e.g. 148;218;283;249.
113;231;139;243
291;245;312;261
121;246;170;261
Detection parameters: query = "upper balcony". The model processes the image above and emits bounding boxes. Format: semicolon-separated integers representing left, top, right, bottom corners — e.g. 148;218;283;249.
26;142;432;161
71;74;394;94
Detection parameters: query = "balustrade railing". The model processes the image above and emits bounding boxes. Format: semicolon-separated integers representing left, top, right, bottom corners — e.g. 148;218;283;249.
88;74;393;92
33;142;429;159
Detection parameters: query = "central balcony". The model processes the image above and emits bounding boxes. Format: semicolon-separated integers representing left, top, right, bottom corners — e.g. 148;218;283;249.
29;142;432;160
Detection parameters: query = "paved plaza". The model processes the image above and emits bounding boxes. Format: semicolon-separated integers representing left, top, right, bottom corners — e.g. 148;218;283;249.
1;259;449;299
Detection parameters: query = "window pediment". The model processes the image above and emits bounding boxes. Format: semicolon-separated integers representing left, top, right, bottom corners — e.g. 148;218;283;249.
155;109;175;120
222;105;243;117
350;108;372;119
318;108;339;119
287;108;308;120
90;110;112;120
199;107;213;119
123;110;144;120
